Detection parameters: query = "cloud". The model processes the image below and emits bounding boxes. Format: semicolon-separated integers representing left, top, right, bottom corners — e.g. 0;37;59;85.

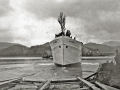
0;12;14;42
24;0;120;19
0;27;13;42
0;0;13;16
23;0;120;44
0;0;120;46
84;10;120;41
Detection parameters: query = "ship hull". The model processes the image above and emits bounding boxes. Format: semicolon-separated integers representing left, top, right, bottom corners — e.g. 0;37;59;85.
50;36;82;65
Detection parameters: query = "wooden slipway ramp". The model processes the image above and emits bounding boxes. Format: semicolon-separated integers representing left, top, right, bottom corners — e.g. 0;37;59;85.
23;63;82;81
0;75;119;90
0;64;119;90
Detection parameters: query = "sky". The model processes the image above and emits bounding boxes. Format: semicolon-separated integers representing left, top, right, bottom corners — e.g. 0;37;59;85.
0;0;120;46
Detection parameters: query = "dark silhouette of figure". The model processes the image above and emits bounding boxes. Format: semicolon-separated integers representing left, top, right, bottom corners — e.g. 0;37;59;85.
55;32;65;37
66;30;71;37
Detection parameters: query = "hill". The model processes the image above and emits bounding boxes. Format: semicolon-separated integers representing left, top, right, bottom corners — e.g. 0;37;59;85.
84;42;116;54
103;41;120;46
25;42;51;57
0;42;51;57
0;42;118;57
0;45;28;57
0;42;20;50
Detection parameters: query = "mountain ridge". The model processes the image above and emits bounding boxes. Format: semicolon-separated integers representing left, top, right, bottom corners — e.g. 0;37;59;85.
0;42;21;50
0;42;51;57
0;41;119;57
84;42;115;53
102;41;120;46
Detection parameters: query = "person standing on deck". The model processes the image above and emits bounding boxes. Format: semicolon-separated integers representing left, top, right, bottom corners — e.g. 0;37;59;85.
66;30;71;37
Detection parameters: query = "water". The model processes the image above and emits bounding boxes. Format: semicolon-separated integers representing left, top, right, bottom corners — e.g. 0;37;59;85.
0;56;115;81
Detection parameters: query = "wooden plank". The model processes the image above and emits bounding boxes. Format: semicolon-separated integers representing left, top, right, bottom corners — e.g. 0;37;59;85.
0;73;36;87
95;81;119;90
77;77;100;90
23;79;44;83
0;78;22;89
23;78;78;83
38;81;51;90
84;72;98;80
0;78;21;86
51;78;78;83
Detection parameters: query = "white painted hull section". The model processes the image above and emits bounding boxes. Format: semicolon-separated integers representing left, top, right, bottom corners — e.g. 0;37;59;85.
50;36;82;65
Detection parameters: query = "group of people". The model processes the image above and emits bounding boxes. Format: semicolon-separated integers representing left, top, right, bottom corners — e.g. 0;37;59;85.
55;30;72;38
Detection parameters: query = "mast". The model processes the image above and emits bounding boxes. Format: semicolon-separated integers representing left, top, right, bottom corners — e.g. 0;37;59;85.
58;12;66;35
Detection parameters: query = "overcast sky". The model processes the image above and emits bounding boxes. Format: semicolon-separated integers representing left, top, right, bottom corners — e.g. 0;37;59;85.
0;0;120;46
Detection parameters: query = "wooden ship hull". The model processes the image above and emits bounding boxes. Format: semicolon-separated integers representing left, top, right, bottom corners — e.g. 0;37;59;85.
50;36;82;65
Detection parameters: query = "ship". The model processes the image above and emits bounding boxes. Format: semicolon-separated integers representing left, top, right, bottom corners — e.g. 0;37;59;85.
50;12;82;66
50;36;82;65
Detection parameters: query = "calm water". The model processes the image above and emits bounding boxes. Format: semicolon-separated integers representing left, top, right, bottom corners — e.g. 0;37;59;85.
0;56;115;80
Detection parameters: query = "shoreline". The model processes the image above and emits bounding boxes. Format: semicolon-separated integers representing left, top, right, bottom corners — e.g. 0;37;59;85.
0;56;115;60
